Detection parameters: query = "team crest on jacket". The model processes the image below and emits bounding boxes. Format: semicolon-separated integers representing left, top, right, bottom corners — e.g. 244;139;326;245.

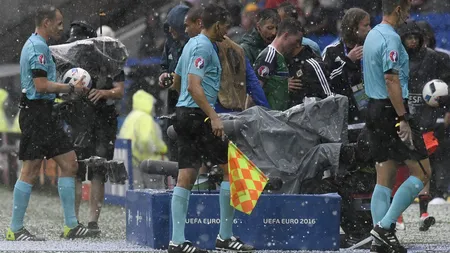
258;65;269;77
389;50;398;62
38;54;46;65
194;57;205;69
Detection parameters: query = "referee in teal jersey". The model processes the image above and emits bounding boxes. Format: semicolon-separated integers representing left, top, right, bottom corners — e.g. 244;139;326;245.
363;1;432;252
6;5;94;241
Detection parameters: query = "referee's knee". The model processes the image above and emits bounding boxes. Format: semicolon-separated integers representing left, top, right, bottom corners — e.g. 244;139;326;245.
407;158;432;183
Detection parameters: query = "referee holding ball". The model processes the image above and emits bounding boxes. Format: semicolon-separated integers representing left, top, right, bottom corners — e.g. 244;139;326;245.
363;0;432;252
6;5;94;241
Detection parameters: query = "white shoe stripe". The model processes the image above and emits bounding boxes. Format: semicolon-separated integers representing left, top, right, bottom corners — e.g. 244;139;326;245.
236;243;243;250
229;242;236;248
17;234;24;240
182;244;190;252
187;246;195;253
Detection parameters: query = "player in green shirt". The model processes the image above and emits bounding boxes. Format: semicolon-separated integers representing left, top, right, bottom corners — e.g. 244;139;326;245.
254;18;303;111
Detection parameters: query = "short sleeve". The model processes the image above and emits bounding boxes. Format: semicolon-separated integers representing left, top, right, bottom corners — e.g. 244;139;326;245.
174;57;182;76
187;47;210;79
253;49;277;81
113;70;125;82
29;43;49;72
382;37;401;74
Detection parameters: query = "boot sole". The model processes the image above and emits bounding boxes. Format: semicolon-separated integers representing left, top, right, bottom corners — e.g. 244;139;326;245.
419;216;436;231
370;230;406;253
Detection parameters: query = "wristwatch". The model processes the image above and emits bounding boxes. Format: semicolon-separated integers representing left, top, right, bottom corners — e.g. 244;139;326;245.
398;113;410;122
68;83;75;93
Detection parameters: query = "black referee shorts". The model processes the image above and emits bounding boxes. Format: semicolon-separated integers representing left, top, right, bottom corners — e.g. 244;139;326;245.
365;99;428;163
174;107;228;170
18;99;73;161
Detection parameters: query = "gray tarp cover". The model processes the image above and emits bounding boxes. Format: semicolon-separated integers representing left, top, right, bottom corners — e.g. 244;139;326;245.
221;95;349;194
49;37;128;82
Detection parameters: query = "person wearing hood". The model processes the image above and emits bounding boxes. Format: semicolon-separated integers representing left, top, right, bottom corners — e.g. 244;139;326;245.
59;20;125;237
158;4;190;163
0;88;10;132
416;20;450;57
396;20;450;231
239;8;280;64
118;90;167;189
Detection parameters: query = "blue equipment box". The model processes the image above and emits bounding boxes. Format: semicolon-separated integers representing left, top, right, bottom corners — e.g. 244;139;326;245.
126;189;170;249
126;190;341;251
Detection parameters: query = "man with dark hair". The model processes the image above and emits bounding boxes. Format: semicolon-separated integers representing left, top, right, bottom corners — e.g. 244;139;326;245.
240;8;280;64
322;8;371;129
168;4;254;253
363;0;431;252
253;18;303;111
277;2;321;57
6;5;94;241
184;7;203;38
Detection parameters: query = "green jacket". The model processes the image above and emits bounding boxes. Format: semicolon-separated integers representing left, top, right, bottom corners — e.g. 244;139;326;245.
253;45;290;111
239;28;268;64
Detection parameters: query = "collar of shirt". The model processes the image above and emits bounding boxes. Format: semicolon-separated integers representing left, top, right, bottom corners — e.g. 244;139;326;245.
378;23;395;32
32;33;47;44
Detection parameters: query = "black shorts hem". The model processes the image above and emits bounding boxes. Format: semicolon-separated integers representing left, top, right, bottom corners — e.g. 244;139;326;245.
175;107;228;170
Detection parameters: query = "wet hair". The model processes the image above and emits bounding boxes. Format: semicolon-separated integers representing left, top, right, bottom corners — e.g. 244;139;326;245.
276;18;303;37
278;2;298;20
341;8;369;45
382;0;410;15
256;8;280;25
201;3;230;29
35;5;61;27
186;7;203;22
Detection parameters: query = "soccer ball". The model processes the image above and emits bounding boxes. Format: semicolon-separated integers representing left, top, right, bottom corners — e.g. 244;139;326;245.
422;79;448;107
62;67;92;88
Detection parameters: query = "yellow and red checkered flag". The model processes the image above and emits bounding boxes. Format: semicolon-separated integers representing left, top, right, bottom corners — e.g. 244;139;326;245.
228;141;268;215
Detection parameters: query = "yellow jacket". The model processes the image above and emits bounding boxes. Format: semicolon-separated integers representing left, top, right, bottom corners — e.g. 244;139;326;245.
0;89;10;132
119;90;167;165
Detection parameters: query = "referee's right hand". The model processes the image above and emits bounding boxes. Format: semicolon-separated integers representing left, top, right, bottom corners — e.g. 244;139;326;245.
73;76;89;94
397;120;413;146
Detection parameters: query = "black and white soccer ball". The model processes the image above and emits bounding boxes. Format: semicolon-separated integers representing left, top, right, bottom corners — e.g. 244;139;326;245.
422;79;448;107
62;67;92;88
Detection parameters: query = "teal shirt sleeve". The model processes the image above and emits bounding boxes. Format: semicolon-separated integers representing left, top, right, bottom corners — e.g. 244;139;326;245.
382;37;401;74
187;46;210;79
29;43;49;72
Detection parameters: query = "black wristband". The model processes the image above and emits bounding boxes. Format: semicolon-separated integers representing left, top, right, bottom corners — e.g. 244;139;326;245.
69;83;75;93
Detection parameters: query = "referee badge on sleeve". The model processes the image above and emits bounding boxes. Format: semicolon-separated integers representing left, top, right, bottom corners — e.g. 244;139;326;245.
389;50;398;62
38;54;46;64
194;57;205;69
